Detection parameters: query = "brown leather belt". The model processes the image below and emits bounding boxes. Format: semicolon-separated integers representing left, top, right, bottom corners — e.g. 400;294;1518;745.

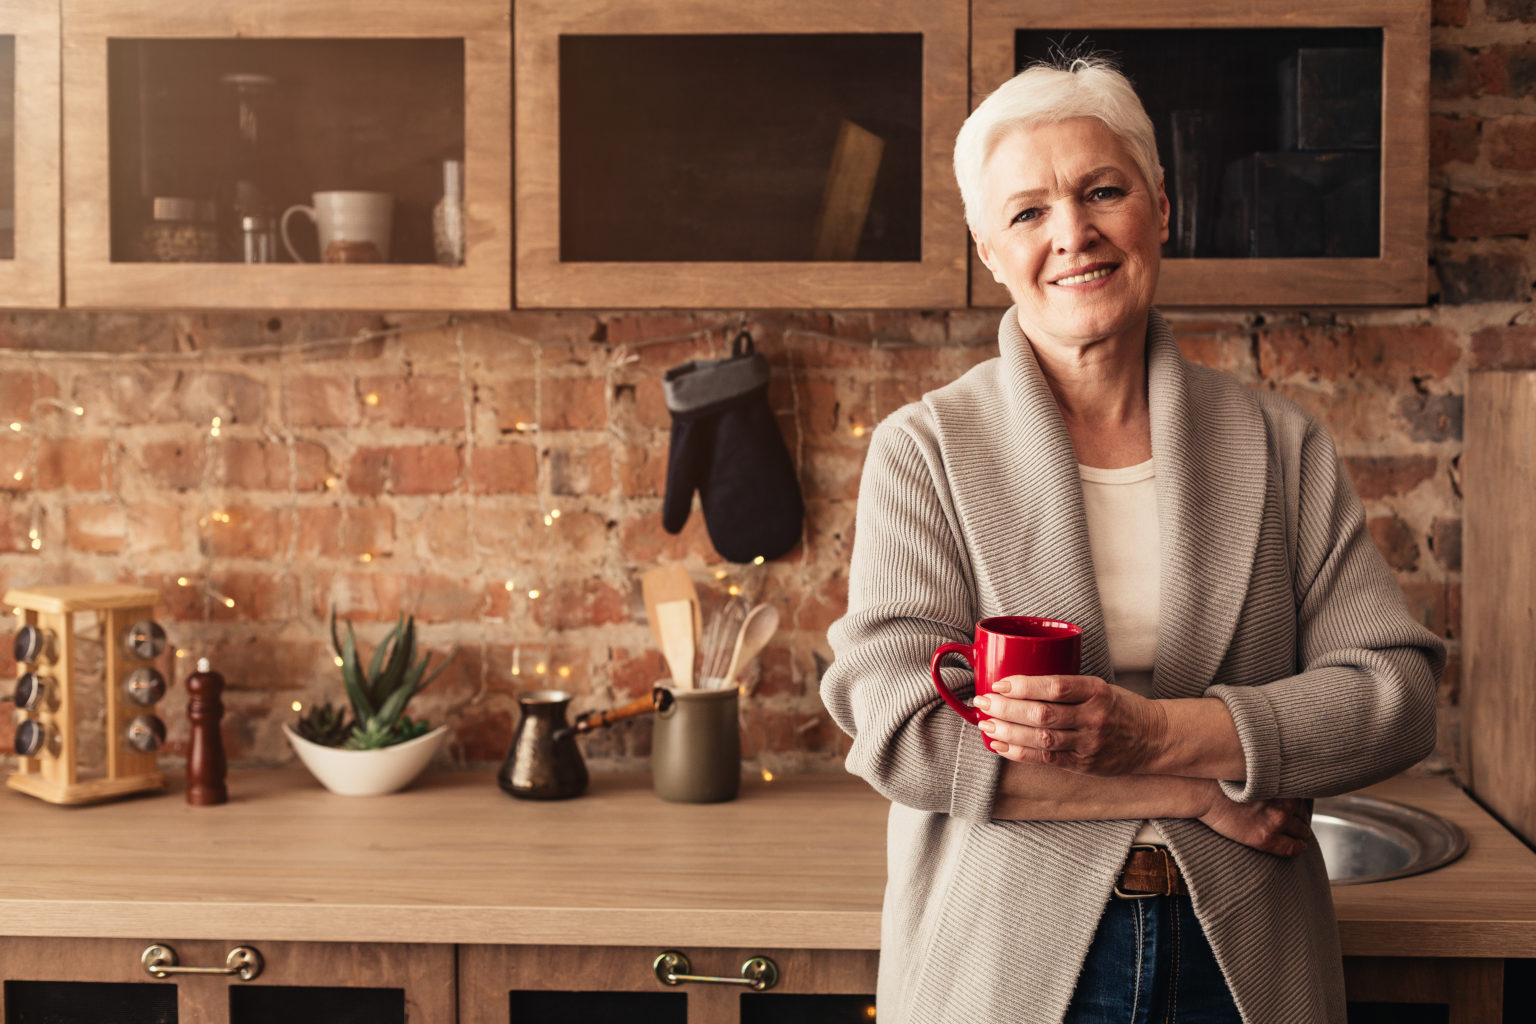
1113;844;1187;899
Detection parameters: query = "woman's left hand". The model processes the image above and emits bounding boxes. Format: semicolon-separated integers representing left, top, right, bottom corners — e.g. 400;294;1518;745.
973;675;1169;775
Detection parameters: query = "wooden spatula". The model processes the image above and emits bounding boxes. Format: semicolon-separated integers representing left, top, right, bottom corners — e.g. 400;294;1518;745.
641;564;701;648
655;599;696;690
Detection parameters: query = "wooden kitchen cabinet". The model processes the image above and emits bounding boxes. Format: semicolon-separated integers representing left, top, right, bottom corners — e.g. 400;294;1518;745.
0;0;60;308
459;944;877;1024
514;0;969;309
970;0;1428;307
60;0;511;310
0;937;454;1024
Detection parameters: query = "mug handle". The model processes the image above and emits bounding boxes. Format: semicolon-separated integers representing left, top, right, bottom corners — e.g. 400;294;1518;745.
930;642;981;724
280;204;316;263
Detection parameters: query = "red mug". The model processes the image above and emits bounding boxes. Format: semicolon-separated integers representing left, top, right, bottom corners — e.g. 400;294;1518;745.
930;616;1082;750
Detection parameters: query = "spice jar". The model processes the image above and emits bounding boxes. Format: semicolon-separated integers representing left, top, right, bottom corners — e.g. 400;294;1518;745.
139;197;220;262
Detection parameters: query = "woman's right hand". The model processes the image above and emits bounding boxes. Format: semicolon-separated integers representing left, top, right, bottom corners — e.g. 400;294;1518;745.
1199;789;1312;857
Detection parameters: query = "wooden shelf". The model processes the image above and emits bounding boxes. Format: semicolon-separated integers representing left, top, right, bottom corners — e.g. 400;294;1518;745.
970;0;1428;308
61;0;511;310
515;0;969;309
0;0;61;309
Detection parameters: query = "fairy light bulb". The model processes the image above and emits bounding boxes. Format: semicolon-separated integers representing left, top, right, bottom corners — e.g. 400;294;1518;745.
851;423;866;438
8;422;21;432
177;577;189;587
752;555;765;565
222;597;235;608
713;569;728;580
761;768;775;782
549;508;561;519
365;392;380;406
557;665;571;678
333;655;344;668
11;470;21;481
527;589;540;600
358;552;373;563
72;406;83;416
534;661;547;675
504;580;516;591
292;700;303;712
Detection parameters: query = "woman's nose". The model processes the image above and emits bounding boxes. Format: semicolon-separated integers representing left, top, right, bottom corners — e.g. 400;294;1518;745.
1052;201;1100;254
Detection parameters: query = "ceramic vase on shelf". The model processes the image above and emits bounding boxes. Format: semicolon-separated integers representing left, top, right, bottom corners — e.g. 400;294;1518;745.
433;159;465;267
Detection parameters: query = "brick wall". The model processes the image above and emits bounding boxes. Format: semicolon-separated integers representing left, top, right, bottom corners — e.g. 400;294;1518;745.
2;2;1531;778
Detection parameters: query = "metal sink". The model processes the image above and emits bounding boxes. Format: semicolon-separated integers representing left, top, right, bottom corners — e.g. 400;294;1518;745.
1314;793;1467;885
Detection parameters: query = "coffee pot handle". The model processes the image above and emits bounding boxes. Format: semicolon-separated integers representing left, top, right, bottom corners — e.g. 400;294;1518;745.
280;204;316;263
930;642;980;724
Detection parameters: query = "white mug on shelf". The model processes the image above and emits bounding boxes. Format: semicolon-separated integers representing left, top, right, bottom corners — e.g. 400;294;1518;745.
280;191;393;263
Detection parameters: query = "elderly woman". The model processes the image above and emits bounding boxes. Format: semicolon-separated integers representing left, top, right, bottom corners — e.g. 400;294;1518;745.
821;57;1443;1024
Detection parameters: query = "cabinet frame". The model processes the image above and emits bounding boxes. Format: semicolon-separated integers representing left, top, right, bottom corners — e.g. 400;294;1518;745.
970;0;1429;308
514;0;969;310
0;935;455;1024
60;0;511;311
0;0;61;309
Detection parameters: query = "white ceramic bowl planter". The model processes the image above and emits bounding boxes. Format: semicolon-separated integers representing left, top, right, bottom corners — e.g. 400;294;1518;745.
283;723;448;796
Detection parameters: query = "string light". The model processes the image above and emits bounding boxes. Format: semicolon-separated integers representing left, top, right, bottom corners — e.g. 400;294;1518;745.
713;569;728;580
325;476;337;489
752;555;765;565
175;649;187;659
761;768;775;782
364;392;380;406
504;580;516;591
333;655;344;668
291;700;303;712
728;584;741;596
8;422;21;432
11;470;21;481
209;415;221;438
222;597;235;608
557;665;571;678
358;552;373;563
527;589;540;600
534;661;547;675
177;577;189;587
851;423;866;438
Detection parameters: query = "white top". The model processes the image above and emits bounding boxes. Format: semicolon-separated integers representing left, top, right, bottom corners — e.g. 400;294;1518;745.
1080;457;1162;844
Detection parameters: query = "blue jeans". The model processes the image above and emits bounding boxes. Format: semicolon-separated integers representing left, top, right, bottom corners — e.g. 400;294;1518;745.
1062;894;1242;1024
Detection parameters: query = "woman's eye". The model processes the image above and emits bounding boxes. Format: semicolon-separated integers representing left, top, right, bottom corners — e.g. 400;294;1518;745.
1088;186;1125;201
1011;207;1040;224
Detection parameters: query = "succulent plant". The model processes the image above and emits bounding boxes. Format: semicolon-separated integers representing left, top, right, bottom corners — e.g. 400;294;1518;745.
295;700;352;747
322;610;456;750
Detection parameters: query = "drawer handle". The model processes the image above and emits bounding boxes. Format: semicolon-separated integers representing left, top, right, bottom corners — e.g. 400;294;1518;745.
141;943;264;982
652;950;778;991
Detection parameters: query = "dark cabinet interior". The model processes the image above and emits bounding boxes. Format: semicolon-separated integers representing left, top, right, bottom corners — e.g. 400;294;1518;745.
558;33;923;264
1015;28;1382;260
507;989;687;1022
4;981;177;1024
228;985;403;1024
104;38;464;265
740;992;878;1023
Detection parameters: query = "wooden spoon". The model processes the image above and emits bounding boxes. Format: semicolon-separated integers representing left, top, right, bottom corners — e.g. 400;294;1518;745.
655;599;696;690
721;603;780;690
641;564;701;650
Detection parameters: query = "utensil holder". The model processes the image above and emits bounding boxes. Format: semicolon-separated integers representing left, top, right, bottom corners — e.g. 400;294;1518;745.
651;685;740;803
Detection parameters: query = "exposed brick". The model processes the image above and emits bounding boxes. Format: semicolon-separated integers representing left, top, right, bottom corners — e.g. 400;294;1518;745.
1398;393;1463;442
1433;0;1469;26
448;706;512;764
467;444;535;495
125;502;184;554
389;444;462;494
548;444;613;497
346;447;389;496
202;506;285;559
532;578;629;629
1488;0;1536;22
543;377;608;431
608;646;670;698
617;442;667;498
137;440;204;491
1449;184;1536;239
177;372;266;427
1485;116;1536;170
1476;43;1536;98
1368;515;1420;572
359;375;467;430
1177;334;1257;377
740;707;841;759
1470;325;1536;369
419;505;473;562
410;572;492;622
1400;581;1450;637
65;502;126;554
206;571;300;623
1344;455;1439;500
618;507;717;563
1430;517;1462;572
1430;115;1480;167
1436;251;1528;304
1431;46;1479;100
284;377;355;428
318;572;406;622
34;438;110;491
1258;325;1459;384
215;438;330;491
205;636;329;693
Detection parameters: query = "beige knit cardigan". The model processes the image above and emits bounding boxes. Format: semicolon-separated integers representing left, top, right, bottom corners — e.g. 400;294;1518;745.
821;309;1444;1024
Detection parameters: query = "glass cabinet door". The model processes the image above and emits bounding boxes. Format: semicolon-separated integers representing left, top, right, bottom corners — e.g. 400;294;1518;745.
0;0;61;308
970;0;1428;307
515;0;969;310
5;981;177;1024
62;0;510;310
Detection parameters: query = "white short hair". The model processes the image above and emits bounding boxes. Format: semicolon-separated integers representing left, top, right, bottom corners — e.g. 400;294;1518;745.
954;57;1163;237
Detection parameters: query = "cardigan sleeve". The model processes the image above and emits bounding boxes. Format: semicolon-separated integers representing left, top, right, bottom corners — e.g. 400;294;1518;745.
1206;417;1444;802
820;415;1003;822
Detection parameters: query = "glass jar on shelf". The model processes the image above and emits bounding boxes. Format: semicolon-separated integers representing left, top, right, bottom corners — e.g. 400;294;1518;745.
138;197;220;262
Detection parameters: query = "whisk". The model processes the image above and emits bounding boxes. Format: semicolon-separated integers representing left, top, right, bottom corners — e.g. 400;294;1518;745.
698;595;747;689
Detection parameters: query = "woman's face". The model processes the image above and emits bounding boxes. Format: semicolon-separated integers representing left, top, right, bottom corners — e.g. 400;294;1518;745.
973;118;1169;353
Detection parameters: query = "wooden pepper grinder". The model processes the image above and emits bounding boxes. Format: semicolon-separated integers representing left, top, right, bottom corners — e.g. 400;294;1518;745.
185;657;228;806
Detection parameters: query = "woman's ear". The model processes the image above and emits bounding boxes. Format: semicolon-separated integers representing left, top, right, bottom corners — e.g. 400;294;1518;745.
972;230;1005;285
1155;179;1171;244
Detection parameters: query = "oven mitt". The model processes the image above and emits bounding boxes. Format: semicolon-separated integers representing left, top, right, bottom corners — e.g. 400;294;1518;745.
662;331;804;563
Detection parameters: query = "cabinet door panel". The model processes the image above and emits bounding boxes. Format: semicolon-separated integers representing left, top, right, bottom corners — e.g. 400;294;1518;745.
0;0;62;308
4;980;177;1024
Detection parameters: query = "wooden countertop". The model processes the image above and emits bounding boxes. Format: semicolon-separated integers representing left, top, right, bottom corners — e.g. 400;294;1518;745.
1;769;1533;956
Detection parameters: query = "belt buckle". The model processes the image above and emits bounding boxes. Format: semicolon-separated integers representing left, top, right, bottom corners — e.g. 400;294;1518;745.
1112;843;1175;901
